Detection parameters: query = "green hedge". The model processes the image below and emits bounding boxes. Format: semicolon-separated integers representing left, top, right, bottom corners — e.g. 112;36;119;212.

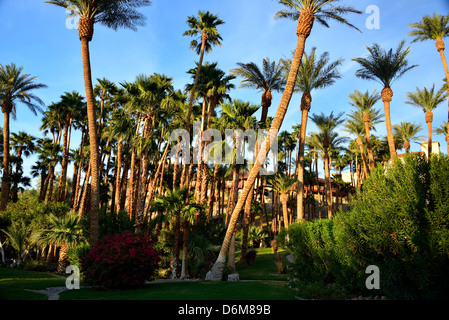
278;154;449;299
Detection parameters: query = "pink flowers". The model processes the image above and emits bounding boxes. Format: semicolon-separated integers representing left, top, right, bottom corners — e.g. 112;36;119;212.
81;233;161;289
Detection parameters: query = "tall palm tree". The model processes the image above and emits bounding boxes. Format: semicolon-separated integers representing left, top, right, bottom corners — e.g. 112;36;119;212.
183;11;224;169
309;111;345;218
46;0;151;246
0;63;46;211
393;122;423;153
209;0;362;281
11;132;36;201
230;58;285;122
347;89;383;169
353;41;418;161
344;119;370;179
409;13;449;154
405;84;447;157
283;47;343;221
56;91;85;202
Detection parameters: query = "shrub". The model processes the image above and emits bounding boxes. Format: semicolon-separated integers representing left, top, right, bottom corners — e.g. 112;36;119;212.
67;243;90;270
81;232;161;290
279;154;449;299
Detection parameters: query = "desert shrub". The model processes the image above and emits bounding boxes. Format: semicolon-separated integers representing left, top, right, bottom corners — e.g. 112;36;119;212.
81;232;161;290
67;243;90;269
279;154;449;299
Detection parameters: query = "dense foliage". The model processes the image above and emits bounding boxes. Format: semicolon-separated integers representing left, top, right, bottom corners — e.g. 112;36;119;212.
81;232;161;289
278;154;449;299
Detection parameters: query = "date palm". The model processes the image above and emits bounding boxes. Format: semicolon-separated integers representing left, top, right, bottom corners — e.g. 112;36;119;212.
393;122;423;153
434;121;448;151
353;41;418;161
46;0;151;246
347;89;382;169
344;119;370;179
183;11;224;139
405;84;447;157
230;58;285;122
409;13;449;154
0;63;46;211
283;47;343;221
310;111;345;218
209;0;361;281
56;91;85;202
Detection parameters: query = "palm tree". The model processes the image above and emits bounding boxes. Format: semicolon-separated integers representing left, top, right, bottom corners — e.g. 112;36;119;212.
1;221;32;266
405;84;447;157
309;111;346;218
434;121;448;153
183;11;224;168
409;13;449;154
353;41;418;161
0;63;47;211
35;213;86;273
347;89;383;168
230;58;285;122
272;173;296;229
283;47;343;221
56;91;85;202
11;132;36;201
344;119;370;179
209;0;362;281
46;0;151;246
393;122;423;153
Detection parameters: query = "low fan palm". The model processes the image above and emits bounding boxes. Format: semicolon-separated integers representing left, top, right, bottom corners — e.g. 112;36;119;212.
35;213;86;273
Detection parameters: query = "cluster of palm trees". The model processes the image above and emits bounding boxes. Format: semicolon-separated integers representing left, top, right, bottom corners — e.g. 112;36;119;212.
0;1;448;281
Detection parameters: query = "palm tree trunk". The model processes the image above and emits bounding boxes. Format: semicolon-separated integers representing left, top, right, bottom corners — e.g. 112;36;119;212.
115;140;123;214
363;116;375;169
209;12;313;281
436;39;449;155
260;90;272;123
58;116;70;202
0;111;10;211
323;143;332;219
426;111;433;158
280;194;289;229
80;29;101;246
356;136;369;179
382;87;397;161
296;92;311;221
184;32;208;190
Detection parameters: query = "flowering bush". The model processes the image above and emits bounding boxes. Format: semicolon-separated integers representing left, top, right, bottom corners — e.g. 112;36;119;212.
81;232;161;289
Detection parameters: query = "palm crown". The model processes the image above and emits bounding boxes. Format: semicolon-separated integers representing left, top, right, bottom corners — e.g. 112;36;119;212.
274;0;362;32
408;13;449;43
405;84;447;114
46;0;151;31
353;40;418;89
183;11;225;55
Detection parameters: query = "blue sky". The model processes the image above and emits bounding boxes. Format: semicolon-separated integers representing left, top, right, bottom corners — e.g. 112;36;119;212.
0;0;449;187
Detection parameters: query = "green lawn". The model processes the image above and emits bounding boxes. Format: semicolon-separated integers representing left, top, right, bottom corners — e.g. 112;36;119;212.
0;248;296;300
0;267;66;300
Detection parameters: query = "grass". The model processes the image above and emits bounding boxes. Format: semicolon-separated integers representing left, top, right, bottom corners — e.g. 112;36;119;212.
0;248;296;300
0;267;66;300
